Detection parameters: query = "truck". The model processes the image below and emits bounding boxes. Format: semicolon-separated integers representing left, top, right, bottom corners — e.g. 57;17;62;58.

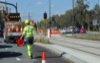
4;21;23;43
3;13;23;43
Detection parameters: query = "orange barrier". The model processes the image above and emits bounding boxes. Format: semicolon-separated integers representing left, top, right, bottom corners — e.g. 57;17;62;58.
40;29;45;34
51;30;61;35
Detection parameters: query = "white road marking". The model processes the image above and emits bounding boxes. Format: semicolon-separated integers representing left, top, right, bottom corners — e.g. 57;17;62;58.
16;57;21;61
5;48;8;50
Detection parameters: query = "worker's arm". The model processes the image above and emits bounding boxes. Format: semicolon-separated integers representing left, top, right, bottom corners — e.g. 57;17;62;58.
20;33;25;39
20;27;26;39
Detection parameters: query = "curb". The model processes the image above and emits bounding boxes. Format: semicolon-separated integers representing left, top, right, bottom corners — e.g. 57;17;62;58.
35;43;86;63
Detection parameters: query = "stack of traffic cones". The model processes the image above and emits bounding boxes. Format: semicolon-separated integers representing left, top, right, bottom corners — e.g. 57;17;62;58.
42;52;46;63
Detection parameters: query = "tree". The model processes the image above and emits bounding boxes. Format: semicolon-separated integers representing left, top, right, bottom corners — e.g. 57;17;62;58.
93;4;100;31
37;0;100;31
76;0;89;28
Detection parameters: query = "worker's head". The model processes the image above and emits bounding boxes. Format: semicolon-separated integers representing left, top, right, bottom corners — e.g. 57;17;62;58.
24;19;30;25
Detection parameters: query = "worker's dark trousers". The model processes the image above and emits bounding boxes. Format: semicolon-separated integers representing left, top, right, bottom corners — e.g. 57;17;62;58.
25;37;34;57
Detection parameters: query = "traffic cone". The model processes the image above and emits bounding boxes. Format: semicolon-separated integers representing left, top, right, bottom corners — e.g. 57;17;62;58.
42;52;46;63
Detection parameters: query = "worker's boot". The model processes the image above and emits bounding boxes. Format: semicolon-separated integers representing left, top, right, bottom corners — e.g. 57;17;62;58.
29;55;33;59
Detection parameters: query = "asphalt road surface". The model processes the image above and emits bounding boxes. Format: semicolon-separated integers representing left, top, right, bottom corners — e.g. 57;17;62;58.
0;37;72;63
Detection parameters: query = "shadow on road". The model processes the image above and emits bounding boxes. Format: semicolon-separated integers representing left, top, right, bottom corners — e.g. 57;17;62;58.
0;45;13;49
0;35;3;37
35;52;66;59
0;51;22;58
0;41;2;43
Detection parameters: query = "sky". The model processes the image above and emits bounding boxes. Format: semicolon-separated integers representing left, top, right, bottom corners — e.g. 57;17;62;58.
2;0;99;22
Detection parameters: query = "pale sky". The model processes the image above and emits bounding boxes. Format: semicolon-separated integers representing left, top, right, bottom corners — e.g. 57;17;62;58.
0;0;99;22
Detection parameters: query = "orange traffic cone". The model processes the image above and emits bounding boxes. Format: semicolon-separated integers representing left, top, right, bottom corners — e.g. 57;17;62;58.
42;52;46;63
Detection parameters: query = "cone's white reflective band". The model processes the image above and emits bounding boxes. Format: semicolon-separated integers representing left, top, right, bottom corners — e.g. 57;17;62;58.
42;60;46;63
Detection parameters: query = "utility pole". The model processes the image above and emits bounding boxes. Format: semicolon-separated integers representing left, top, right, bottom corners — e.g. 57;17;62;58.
5;0;8;12
71;0;75;35
0;1;18;13
98;0;100;31
47;0;51;39
28;12;31;20
16;2;18;13
49;0;51;27
72;0;75;26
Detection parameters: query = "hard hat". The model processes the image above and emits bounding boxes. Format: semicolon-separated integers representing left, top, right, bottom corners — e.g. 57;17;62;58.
24;20;30;25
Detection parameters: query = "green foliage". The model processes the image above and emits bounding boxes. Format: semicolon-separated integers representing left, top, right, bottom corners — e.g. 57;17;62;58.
35;38;51;44
37;0;100;31
67;34;100;40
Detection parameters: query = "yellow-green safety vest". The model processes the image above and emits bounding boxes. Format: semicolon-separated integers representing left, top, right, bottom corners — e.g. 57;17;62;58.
23;25;34;38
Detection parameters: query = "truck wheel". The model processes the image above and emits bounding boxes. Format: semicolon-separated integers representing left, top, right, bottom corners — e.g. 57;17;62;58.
4;39;6;42
4;39;9;44
4;39;7;43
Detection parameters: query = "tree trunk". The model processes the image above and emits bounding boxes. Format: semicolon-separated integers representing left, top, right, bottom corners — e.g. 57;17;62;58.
88;22;90;31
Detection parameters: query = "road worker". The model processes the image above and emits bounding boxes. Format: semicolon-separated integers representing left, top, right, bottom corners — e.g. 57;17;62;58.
20;19;34;59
